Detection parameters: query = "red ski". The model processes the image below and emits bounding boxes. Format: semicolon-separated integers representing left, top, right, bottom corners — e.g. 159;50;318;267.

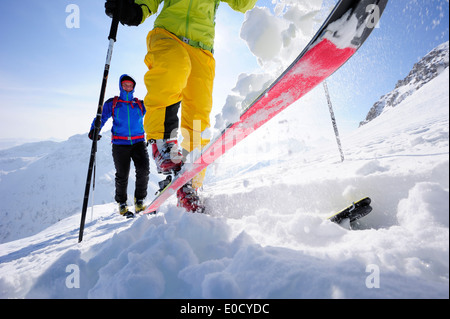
143;0;389;215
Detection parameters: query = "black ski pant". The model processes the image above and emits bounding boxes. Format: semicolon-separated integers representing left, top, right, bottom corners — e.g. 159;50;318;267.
112;142;150;204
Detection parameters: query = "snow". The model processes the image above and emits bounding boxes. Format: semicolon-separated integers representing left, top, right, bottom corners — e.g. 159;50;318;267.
323;10;362;49
0;1;448;301
240;7;284;61
214;1;324;131
0;66;448;299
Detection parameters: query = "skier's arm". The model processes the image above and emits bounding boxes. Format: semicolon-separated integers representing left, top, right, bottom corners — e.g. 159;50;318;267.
90;99;113;132
135;0;163;22
222;0;258;13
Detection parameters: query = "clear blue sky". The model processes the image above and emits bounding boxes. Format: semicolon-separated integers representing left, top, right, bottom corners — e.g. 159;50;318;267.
0;0;448;141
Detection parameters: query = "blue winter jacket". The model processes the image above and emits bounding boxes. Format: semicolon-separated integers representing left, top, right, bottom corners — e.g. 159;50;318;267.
90;75;146;145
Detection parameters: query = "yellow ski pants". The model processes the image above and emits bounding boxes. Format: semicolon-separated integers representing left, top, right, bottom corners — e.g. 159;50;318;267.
143;28;215;187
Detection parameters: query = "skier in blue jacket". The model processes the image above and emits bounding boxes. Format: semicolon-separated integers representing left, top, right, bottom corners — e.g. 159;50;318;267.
89;74;150;218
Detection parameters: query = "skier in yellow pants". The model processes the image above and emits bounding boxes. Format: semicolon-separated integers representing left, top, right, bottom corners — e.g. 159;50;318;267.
143;27;215;181
105;0;257;212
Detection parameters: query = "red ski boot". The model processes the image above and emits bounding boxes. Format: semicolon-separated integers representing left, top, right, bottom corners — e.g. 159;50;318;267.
150;139;183;174
177;181;205;213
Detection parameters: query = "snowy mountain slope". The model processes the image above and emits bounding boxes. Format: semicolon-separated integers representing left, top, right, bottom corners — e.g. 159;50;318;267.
0;66;448;299
0;132;161;244
0;140;59;173
0;138;58;151
360;41;449;126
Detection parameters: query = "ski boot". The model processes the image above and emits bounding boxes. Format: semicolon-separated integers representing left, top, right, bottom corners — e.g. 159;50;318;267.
118;202;134;219
149;139;183;175
134;198;147;214
176;180;205;213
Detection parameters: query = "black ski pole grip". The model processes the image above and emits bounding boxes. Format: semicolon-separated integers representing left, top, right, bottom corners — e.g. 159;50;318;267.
108;0;123;41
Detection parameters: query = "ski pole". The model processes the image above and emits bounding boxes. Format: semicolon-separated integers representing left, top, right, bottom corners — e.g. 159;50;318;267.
323;80;345;162
90;157;97;223
78;4;121;243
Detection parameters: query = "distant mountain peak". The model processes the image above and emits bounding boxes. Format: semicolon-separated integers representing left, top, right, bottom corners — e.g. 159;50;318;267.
360;41;449;126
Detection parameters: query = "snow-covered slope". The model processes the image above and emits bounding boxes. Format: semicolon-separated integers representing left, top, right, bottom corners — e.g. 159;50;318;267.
0;135;104;243
0;66;448;299
0;132;161;244
360;41;449;126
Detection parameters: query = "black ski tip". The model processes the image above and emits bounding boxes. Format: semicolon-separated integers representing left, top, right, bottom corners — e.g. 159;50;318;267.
329;197;373;224
358;197;371;206
350;205;372;222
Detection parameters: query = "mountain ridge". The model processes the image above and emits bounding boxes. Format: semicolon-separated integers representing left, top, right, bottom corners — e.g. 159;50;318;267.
360;41;449;126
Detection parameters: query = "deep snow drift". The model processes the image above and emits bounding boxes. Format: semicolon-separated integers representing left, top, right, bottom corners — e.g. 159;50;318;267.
0;65;448;299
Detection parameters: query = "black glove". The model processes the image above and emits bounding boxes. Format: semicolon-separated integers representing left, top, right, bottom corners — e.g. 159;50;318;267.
105;0;143;26
88;129;102;141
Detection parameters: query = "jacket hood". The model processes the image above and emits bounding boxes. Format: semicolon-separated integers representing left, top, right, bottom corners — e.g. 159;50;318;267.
119;74;136;101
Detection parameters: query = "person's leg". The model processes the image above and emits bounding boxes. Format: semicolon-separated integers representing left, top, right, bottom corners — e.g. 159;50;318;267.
180;46;216;188
131;141;150;202
143;28;191;141
112;144;131;205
